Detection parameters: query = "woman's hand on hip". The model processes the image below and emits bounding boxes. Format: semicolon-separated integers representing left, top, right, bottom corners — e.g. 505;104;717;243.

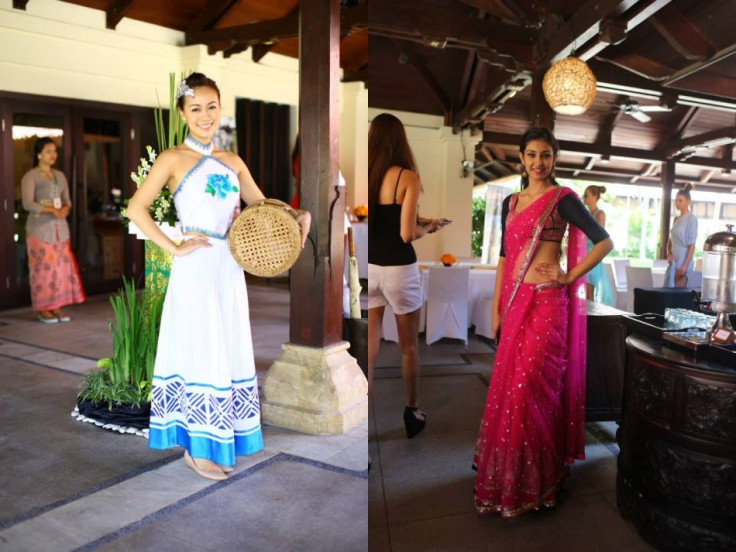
534;262;570;284
174;238;211;256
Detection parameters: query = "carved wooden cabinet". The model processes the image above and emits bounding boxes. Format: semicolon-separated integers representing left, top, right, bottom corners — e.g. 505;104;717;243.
617;334;736;551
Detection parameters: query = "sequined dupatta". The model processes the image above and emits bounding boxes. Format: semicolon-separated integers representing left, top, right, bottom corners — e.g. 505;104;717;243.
498;186;587;462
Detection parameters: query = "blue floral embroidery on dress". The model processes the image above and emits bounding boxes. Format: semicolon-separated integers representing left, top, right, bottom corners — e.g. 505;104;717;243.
205;174;239;199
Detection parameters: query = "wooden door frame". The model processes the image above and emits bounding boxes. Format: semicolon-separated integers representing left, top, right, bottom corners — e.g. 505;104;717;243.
0;92;151;309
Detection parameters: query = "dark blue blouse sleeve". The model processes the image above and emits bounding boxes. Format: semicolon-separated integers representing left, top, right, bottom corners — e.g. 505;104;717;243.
559;194;609;244
499;194;511;258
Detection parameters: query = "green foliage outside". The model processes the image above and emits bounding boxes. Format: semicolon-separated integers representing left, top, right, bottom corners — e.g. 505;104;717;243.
472;196;486;257
78;277;164;409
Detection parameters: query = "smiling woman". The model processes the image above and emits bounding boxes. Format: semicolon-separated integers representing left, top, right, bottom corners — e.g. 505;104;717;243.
124;72;312;481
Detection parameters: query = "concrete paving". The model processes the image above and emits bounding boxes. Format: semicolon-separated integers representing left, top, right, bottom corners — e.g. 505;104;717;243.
0;278;367;552
369;334;656;552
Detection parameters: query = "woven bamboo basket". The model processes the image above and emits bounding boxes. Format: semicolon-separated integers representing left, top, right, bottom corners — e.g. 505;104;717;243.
228;199;302;277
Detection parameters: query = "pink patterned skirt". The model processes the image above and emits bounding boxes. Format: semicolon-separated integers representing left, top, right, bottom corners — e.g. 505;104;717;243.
473;281;569;518
27;234;86;312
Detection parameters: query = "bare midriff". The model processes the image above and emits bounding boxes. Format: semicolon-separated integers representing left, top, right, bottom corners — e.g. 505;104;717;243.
183;231;210;238
522;240;562;284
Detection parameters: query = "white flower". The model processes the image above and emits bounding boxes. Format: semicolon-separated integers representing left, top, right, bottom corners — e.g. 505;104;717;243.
126;144;176;224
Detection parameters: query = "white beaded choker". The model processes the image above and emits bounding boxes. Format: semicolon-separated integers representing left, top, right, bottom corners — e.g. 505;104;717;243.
184;134;214;156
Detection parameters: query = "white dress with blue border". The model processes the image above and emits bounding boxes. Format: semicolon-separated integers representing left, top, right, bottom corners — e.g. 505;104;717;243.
148;151;264;465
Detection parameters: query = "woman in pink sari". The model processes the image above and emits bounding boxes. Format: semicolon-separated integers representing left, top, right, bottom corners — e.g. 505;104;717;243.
473;128;613;518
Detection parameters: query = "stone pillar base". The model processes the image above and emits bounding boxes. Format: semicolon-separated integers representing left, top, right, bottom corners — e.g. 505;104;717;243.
261;341;368;435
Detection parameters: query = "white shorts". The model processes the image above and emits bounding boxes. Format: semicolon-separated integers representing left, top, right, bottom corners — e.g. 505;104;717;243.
368;262;422;315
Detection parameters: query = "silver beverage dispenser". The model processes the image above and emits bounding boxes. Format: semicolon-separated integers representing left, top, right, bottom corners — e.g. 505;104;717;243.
700;224;736;343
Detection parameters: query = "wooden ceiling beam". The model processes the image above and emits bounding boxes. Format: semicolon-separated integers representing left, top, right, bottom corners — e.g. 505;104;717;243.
538;0;654;65
454;0;512;23
105;0;133;30
649;4;714;61
188;4;366;54
187;0;240;32
392;40;451;116
187;14;299;47
369;2;536;50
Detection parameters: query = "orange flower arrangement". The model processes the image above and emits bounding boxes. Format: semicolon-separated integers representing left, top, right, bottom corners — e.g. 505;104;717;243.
440;253;456;266
353;205;368;220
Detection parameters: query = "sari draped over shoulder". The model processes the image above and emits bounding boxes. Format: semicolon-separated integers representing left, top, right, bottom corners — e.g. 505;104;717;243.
473;186;587;518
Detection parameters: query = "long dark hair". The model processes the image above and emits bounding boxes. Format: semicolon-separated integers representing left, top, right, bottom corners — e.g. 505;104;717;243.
33;137;57;167
519;127;560;189
368;113;417;232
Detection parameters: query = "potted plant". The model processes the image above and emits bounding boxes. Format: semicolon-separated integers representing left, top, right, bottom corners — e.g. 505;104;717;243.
75;277;163;432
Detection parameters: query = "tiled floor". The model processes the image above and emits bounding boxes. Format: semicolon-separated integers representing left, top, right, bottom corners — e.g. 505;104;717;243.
369;334;655;552
0;278;367;552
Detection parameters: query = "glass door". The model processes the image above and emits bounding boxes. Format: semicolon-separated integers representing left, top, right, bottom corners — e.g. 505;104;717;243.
72;114;127;293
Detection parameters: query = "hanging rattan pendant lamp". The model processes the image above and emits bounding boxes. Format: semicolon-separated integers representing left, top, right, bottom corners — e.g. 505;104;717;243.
542;56;597;115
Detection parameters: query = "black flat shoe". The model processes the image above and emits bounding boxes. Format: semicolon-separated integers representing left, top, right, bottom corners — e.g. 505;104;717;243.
403;406;426;439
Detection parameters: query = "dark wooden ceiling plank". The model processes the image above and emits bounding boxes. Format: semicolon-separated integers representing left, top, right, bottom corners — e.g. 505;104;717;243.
662;44;736;88
459;50;479;110
251;43;272;63
453;0;507;21
187;14;300;47
539;0;653;65
455;71;532;125
482;130;735;173
649;4;714;61
669;127;736;157
186;0;239;33
369;2;536;48
106;0;134;30
223;44;249;58
391;40;452;116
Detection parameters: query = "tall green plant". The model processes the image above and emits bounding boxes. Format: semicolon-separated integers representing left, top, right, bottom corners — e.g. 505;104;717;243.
155;72;188;152
78;277;164;409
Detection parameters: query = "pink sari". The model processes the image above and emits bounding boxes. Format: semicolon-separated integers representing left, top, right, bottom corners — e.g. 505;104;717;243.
473;186;587;518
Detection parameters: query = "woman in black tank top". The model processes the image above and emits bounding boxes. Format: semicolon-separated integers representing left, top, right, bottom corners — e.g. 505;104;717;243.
367;113;445;440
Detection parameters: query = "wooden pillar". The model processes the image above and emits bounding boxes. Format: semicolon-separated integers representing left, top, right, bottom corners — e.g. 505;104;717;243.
289;0;344;347
261;0;367;436
659;160;675;259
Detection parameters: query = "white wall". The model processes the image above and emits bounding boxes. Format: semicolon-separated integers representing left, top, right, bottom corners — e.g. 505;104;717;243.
368;108;479;261
0;0;366;207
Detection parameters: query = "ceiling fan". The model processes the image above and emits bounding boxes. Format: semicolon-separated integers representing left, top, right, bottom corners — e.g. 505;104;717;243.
613;97;673;123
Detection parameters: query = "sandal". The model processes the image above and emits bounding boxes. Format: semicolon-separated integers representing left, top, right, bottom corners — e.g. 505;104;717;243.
37;312;59;324
51;309;70;322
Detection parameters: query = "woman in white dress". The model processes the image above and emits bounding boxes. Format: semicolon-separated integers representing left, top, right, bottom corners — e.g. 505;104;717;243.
127;73;310;480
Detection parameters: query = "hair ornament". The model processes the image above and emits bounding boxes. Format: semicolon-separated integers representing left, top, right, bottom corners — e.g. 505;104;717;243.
176;80;195;100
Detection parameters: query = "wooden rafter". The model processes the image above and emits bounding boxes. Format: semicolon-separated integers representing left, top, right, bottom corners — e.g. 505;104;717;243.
187;4;366;56
187;0;240;33
649;4;714;61
391;40;451;115
106;0;133;30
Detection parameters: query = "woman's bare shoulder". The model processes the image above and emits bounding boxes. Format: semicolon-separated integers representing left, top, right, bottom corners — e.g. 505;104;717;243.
213;150;245;173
